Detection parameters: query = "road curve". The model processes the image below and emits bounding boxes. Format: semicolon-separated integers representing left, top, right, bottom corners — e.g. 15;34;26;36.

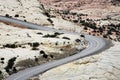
0;16;109;80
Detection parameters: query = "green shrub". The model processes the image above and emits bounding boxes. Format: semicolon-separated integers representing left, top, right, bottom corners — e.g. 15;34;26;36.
5;57;17;73
62;37;70;40
3;44;18;48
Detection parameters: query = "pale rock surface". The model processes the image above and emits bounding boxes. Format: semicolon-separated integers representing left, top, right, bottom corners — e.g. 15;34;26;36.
0;0;82;32
0;23;86;78
39;42;120;80
50;18;82;32
0;0;51;26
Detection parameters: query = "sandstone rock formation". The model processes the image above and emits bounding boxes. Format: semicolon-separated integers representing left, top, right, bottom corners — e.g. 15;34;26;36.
38;42;120;80
0;0;82;32
0;22;86;79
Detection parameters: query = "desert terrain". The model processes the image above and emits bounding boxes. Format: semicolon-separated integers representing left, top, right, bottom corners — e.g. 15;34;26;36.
0;0;120;80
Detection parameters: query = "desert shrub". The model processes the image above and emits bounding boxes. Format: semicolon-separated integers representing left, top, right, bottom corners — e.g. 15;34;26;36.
75;39;81;43
43;32;63;38
62;10;70;15
73;20;78;23
55;42;58;45
14;14;19;17
5;57;17;73
5;14;10;17
12;67;17;73
60;48;63;51
28;42;39;47
39;50;48;58
54;32;63;35
84;27;88;30
24;20;27;22
3;44;18;48
43;54;48;58
43;11;51;17
103;34;107;38
32;42;39;47
80;20;97;29
62;37;70;40
1;58;4;60
80;20;85;23
47;18;53;24
34;57;38;62
98;27;104;33
1;61;4;64
36;32;43;35
71;12;77;15
80;35;85;38
43;34;57;38
40;50;45;54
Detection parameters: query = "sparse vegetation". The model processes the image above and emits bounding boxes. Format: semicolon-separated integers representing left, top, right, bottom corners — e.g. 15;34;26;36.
14;14;19;17
47;18;53;24
40;50;48;58
28;42;39;47
54;32;63;35
62;37;70;40
80;35;85;38
5;14;10;18
1;58;4;60
43;32;61;38
40;50;45;54
81;21;97;29
75;39;81;43
3;44;18;48
55;42;58;45
43;11;51;17
36;32;43;35
5;57;17;74
43;54;48;58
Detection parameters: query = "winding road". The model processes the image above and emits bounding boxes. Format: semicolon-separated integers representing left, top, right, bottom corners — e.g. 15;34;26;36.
0;16;109;80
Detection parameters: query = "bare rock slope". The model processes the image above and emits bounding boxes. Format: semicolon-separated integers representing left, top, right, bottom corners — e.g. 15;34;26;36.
0;0;82;32
0;22;86;79
0;0;86;79
37;42;120;80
